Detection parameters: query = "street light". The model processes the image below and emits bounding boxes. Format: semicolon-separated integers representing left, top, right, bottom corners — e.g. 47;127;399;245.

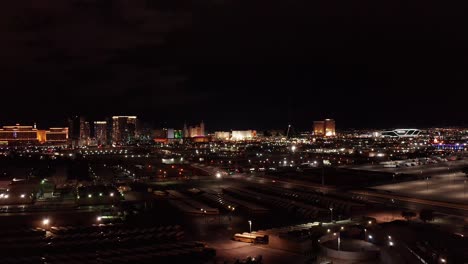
329;207;334;222
248;220;252;233
216;172;221;178
338;234;341;251
42;218;50;229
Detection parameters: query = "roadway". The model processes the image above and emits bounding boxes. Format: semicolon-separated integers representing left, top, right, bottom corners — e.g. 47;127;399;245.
191;163;468;218
348;158;468;175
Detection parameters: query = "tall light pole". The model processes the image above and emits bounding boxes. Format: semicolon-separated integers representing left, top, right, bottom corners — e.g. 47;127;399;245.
329;207;334;222
337;234;341;251
248;220;252;233
391;199;395;220
216;172;222;191
42;218;50;230
426;177;429;192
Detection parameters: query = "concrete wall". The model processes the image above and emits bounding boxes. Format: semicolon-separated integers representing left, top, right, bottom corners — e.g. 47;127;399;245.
319;234;380;261
269;235;313;254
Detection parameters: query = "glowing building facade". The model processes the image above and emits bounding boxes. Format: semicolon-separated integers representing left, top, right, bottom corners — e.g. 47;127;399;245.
313;121;325;136
94;121;107;145
231;130;257;140
79;117;91;146
0;125;39;144
45;128;68;144
0;124;67;145
214;131;231;140
313;119;336;137
112;116;137;144
184;121;205;138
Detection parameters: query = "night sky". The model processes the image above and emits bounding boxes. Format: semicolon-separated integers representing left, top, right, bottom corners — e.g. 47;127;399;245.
0;1;466;131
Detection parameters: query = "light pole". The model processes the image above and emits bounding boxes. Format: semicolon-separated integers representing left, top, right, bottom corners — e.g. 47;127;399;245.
426;177;429;192
337;234;341;251
329;207;334;222
216;172;222;191
248;220;252;233
42;218;50;230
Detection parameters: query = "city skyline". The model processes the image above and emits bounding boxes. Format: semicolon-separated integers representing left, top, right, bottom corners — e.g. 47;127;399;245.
0;2;466;130
0;117;466;133
1;2;467;263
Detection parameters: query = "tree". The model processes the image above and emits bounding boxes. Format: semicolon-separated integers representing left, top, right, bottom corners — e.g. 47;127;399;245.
419;209;434;222
401;211;416;221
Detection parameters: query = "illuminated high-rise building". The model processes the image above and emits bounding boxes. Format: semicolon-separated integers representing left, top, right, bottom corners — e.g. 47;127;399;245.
112;116;137;144
188;121;205;137
79;117;91;146
0;124;67;145
313;121;325;136
45;128;69;144
313;119;336;137
68;115;80;146
94;121;107;145
79;117;90;140
324;119;336;137
0;124;39;145
183;122;189;138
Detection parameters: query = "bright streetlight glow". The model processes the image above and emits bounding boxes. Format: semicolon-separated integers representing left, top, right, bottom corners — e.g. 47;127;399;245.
110;192;114;197
368;235;373;239
42;218;50;226
216;172;221;178
389;241;394;247
248;220;252;233
20;194;25;198
97;216;102;222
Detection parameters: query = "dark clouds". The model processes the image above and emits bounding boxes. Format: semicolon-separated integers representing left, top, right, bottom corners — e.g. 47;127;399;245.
0;0;466;130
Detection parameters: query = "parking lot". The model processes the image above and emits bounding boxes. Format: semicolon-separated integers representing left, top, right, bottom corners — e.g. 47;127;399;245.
373;171;467;204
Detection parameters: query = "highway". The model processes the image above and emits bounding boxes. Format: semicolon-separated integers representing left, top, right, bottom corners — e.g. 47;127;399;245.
352;190;468;215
